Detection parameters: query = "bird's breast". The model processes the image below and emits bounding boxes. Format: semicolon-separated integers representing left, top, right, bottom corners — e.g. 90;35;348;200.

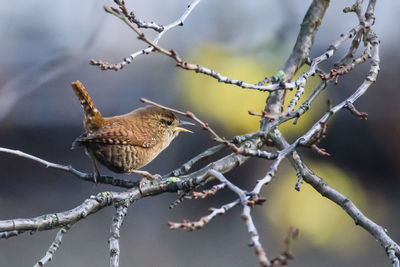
85;141;169;173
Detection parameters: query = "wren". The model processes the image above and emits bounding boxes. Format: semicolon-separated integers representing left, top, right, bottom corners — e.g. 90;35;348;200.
71;80;193;182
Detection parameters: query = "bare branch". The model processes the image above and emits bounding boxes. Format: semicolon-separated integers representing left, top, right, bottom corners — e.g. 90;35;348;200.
109;205;129;267
169;182;227;209
90;0;202;70
169;144;225;177
33;225;72;267
322;42;371;84
299;30;379;147
264;0;331;116
271;132;400;265
0;147;136;188
0;141;256;236
185;183;227;200
92;1;289;92
344;101;368;120
0;193;115;236
168;199;239;231
223;141;278;160
283;24;362;115
270;227;299;266
0;230;22;239
2;0;395;266
208;170;270;267
343;0;366;25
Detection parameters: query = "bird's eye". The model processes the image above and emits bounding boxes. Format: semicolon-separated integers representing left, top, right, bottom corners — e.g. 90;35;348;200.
162;119;173;126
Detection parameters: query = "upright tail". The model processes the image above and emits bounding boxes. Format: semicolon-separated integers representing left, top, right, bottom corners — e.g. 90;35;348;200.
71;80;103;132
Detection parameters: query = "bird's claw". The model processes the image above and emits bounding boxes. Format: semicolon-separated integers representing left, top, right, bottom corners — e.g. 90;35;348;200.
133;170;161;180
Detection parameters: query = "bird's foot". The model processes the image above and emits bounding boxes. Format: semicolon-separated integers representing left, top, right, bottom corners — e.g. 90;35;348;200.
136;171;162;192
132;170;162;180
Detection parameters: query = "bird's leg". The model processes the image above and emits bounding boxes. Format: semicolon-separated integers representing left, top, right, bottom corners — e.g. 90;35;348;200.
85;148;100;184
92;158;100;184
132;170;162;180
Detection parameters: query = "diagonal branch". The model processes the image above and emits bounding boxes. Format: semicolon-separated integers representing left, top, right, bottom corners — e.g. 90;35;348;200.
168;144;225;177
299;30;379;147
263;0;331;117
208;170;270;267
0;147;136;188
1;1;392;267
185;183;227;200
91;0;202;70
92;1;288;92
0;137;258;237
271;132;400;266
283;24;362;114
33;224;72;267
0;192;118;236
168;199;239;231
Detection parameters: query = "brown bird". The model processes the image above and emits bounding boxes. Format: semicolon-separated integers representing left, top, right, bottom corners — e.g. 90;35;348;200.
71;80;193;182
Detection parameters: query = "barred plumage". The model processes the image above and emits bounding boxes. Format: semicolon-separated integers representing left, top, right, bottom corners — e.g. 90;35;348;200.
71;80;192;182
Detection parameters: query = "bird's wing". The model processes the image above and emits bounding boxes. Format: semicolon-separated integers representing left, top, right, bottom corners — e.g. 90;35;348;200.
74;121;158;148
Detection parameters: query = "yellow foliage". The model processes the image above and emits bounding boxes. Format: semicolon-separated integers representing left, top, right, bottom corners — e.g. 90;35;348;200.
178;44;325;137
265;161;369;252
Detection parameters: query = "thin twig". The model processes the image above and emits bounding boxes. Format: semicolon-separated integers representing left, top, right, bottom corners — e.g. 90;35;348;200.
33;225;72;267
344;101;368;120
224;141;278;160
300;30;379;148
91;0;202;70
250;135;300;196
168;144;225;177
0;230;21;239
271;131;400;264
185;183;227;200
93;1;289;92
209;170;270;267
283;24;363;115
140;98;224;142
270;227;299;266
322;43;371;84
2;1;396;267
0;144;255;236
168;199;239;231
0;147;136;188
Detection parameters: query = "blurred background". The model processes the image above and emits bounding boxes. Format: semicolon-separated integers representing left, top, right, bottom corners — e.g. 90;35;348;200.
0;0;399;266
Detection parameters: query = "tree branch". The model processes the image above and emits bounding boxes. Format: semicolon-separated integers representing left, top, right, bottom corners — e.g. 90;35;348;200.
168;144;225;177
264;0;330;116
91;0;202;70
271;132;400;265
92;0;292;92
0;147;137;188
0;137;257;236
208;170;270;267
168;199;239;231
33;224;72;267
1;0;394;266
109;205;129;267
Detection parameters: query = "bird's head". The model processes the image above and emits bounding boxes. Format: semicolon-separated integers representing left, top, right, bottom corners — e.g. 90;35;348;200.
141;106;194;141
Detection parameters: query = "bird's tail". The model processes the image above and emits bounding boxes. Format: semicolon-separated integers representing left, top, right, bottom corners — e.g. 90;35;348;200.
71;80;103;131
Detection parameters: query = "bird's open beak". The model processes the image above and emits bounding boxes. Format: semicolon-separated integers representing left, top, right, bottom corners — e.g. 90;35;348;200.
174;127;193;133
174;120;194;133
